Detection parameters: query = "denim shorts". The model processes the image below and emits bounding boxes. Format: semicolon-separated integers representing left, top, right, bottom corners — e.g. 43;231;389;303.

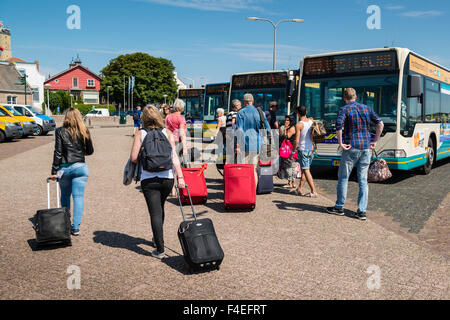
298;150;314;170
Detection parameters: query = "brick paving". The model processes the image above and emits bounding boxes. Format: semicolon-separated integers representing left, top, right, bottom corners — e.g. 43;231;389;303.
0;127;448;300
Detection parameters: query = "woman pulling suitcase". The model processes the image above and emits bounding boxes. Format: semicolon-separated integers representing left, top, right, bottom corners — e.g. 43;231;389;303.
49;108;94;236
129;105;185;259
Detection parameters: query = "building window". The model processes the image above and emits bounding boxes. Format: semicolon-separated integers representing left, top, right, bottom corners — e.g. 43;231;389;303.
54;79;59;83
7;96;17;104
87;79;95;87
33;87;40;102
73;77;78;88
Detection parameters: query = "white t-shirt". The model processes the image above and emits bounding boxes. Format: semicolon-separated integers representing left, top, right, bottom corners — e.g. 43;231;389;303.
298;119;314;151
218;115;227;128
140;128;174;181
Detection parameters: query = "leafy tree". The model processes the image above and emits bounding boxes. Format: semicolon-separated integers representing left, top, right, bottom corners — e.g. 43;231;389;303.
100;52;178;108
43;90;71;113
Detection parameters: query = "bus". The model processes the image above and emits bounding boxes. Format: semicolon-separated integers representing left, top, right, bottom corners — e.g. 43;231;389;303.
228;70;297;125
297;47;450;174
202;82;230;140
178;88;204;137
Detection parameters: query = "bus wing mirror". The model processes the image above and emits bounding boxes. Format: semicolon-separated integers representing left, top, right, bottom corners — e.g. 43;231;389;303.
407;74;422;98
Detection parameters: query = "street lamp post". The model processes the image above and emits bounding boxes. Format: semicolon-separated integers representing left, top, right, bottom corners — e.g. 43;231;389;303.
246;17;304;70
44;84;51;115
163;94;168;104
182;76;195;88
70;94;73;109
107;86;111;110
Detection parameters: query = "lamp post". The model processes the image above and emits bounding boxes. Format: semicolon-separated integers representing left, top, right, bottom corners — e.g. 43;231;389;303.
246;17;304;70
70;94;73;108
44;84;51;115
163;94;168;104
107;86;111;110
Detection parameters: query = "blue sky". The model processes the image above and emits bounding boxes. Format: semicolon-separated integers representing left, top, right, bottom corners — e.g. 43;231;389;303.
1;0;449;86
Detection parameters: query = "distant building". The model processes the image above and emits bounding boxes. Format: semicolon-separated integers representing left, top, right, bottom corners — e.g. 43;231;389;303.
44;56;102;104
0;23;12;61
0;63;33;105
174;72;187;90
0;59;45;110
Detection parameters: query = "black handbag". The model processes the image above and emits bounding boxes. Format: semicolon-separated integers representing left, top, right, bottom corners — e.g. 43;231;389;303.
32;178;72;247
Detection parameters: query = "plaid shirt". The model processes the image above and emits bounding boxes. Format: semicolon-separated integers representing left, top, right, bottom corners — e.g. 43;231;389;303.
336;101;381;150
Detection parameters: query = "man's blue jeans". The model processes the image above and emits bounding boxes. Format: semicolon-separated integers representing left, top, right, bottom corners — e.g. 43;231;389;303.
58;163;89;230
335;149;371;213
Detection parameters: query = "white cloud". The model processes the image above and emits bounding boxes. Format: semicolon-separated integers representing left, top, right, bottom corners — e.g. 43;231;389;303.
136;0;269;12
400;10;445;18
385;5;404;10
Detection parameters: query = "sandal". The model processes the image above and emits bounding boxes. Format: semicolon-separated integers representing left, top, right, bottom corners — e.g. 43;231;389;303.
304;192;318;198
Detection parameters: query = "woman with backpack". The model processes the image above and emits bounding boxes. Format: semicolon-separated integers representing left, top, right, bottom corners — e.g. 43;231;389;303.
130;105;185;259
49;108;94;236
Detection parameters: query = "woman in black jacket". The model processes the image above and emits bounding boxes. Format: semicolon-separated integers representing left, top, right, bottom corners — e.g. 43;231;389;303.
50;108;94;236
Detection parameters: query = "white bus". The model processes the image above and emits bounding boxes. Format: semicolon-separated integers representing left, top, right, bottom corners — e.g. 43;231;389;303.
297;47;449;174
228;70;298;124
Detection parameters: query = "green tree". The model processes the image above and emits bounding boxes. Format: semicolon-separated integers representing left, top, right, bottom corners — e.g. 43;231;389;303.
100;52;178;108
43;90;71;113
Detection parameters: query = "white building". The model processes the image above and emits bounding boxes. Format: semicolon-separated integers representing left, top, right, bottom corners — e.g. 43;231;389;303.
0;59;45;111
174;72;187;90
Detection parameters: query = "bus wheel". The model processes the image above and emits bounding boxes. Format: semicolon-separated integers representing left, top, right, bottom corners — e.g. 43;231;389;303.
422;138;435;175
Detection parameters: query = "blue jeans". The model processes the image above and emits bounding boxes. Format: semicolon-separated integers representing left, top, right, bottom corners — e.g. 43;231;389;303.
58;163;89;230
335;149;371;213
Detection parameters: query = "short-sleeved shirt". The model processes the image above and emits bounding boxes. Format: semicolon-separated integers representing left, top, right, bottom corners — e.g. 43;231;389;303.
133;110;142;124
165;113;186;142
218;115;226;128
336;101;382;150
226;111;237;128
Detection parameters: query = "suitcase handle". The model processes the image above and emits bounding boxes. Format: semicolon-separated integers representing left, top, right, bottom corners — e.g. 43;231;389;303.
175;184;197;222
46;177;61;209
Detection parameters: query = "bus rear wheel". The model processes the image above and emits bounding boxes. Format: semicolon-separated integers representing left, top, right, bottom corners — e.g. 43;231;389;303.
422;138;435;175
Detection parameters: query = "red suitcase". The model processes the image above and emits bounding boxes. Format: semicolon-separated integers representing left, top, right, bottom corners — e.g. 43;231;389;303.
179;164;208;205
224;164;256;211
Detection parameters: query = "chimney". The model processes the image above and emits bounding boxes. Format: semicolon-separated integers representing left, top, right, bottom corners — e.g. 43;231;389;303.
34;60;39;71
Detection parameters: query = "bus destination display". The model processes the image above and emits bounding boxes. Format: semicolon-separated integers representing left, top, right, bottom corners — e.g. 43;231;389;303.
303;51;398;77
232;72;288;89
179;89;203;98
205;84;230;95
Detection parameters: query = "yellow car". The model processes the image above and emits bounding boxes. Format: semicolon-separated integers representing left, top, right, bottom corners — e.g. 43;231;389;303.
0;105;38;138
0;107;23;142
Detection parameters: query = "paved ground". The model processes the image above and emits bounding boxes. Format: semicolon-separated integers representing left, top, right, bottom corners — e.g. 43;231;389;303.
0;127;448;300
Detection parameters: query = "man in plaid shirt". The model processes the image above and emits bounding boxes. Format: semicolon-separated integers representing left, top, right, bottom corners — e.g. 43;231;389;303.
327;88;384;220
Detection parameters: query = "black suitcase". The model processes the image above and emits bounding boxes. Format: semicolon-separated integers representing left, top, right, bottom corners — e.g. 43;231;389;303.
32;178;72;247
257;162;274;194
176;185;224;273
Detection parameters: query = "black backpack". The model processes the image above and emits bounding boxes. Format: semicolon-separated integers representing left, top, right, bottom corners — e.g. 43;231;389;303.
140;128;173;172
133;111;140;122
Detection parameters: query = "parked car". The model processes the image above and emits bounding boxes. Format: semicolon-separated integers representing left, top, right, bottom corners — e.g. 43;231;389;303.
11;105;56;136
85;108;110;117
0;107;23;142
0;105;38;138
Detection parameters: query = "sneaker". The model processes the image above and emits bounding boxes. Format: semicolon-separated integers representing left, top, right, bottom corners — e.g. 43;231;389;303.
354;212;367;220
71;228;80;236
151;250;166;259
326;207;345;216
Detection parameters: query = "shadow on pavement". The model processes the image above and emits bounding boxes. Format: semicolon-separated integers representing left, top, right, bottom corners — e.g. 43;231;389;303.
26;239;72;251
272;200;358;219
93;231;154;256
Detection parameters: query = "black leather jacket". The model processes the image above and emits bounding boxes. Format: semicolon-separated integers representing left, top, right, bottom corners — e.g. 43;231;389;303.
51;127;94;174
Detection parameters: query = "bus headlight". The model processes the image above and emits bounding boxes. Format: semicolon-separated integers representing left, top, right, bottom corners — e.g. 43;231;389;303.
378;149;406;158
